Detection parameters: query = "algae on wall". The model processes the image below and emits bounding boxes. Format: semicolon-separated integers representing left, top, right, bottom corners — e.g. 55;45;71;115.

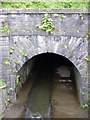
16;57;36;96
73;66;88;106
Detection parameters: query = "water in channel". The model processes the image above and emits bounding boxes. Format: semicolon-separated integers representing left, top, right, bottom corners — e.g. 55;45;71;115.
24;64;54;119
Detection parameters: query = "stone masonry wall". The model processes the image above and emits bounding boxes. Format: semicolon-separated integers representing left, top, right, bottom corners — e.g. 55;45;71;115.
0;9;89;115
16;57;36;96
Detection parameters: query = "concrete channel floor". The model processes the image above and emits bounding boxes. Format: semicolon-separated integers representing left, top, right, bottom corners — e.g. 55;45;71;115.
3;66;88;118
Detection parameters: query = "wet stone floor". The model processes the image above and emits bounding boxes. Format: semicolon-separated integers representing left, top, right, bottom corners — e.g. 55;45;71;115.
3;79;33;118
52;79;88;118
3;66;88;119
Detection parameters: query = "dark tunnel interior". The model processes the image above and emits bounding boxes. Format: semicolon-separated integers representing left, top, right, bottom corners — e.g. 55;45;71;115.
31;53;76;88
32;53;73;72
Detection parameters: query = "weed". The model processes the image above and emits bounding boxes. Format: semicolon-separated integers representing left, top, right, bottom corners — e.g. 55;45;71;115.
9;47;14;54
0;79;6;88
61;14;65;19
5;98;10;106
85;56;90;62
22;51;27;57
79;13;84;20
36;14;55;33
1;25;10;34
81;103;89;111
8;88;13;94
4;60;10;66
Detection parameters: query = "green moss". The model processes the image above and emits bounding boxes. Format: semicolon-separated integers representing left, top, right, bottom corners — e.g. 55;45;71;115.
1;2;89;8
0;79;6;88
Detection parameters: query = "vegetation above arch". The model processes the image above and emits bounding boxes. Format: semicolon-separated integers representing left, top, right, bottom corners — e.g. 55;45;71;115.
1;1;89;8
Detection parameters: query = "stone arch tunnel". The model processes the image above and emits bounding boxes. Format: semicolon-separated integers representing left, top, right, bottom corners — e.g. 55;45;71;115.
18;53;79;95
0;8;89;117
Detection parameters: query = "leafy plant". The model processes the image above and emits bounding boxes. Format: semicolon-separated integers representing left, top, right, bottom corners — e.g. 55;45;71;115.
1;25;10;34
36;14;55;33
5;98;10;106
85;56;90;62
22;51;27;57
0;79;6;88
8;87;13;94
79;13;84;20
9;47;14;54
84;103;89;110
4;60;10;66
1;2;89;8
61;14;65;19
81;103;89;111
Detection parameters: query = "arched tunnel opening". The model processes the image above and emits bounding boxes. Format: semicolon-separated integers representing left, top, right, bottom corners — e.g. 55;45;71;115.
24;53;78;118
3;53;88;118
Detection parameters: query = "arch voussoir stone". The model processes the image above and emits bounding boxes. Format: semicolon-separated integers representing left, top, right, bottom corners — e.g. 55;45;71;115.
8;35;88;105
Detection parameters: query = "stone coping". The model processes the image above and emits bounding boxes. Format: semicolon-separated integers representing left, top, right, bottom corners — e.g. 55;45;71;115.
0;8;89;14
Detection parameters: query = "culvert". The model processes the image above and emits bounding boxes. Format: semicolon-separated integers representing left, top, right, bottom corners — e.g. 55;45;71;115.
3;53;88;118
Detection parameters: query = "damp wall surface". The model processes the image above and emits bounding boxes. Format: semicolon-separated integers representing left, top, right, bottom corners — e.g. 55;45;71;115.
0;8;89;116
73;66;88;105
16;57;36;96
